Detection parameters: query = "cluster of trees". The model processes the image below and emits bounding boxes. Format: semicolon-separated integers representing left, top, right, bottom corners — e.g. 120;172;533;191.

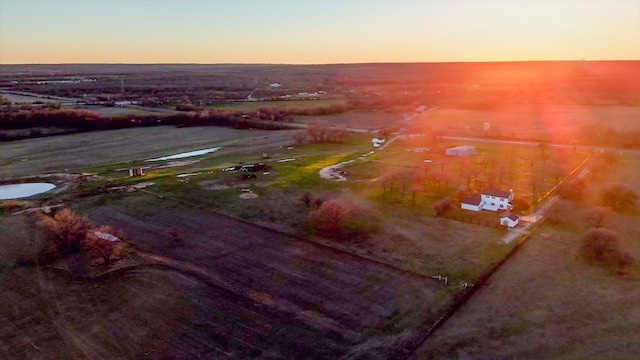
300;193;378;241
38;209;130;268
546;172;636;274
293;122;350;144
0;108;302;140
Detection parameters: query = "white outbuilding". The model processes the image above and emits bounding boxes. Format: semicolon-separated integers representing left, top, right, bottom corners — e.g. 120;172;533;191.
500;213;520;228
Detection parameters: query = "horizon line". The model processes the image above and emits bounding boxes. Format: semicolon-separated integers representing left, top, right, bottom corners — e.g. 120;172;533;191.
1;59;639;67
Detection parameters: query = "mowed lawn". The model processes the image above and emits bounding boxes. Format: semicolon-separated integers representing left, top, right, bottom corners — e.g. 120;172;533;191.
68;193;446;359
0;126;296;177
412;154;640;359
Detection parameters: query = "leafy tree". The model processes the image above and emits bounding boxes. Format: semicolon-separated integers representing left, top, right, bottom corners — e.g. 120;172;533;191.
600;183;639;212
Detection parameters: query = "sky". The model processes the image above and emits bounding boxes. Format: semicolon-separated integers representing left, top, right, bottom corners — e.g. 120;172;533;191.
0;0;639;64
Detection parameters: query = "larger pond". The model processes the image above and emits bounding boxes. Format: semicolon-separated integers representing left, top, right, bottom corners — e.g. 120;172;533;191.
0;183;56;200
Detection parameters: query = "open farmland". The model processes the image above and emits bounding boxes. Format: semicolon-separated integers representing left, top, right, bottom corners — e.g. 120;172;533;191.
0;126;296;178
294;111;403;130
0;194;448;359
205;99;346;112
0;93;62;104
413;104;640;144
412;154;640;359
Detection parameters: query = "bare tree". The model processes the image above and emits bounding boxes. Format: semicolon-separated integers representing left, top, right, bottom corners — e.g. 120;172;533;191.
600;183;639;212
39;209;93;256
584;207;613;228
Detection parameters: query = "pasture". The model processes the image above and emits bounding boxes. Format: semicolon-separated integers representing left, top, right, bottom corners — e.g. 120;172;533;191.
413;104;640;143
413;154;640;359
295;111;401;130
0;126;297;178
205;99;346;112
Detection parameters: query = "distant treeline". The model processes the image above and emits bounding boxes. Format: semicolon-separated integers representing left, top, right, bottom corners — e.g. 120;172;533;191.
0;108;302;141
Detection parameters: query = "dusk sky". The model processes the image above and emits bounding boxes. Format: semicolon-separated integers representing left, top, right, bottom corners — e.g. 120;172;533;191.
1;0;639;64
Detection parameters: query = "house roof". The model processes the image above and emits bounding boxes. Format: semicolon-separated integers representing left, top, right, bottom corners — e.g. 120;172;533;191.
461;196;482;206
500;213;520;221
482;189;511;198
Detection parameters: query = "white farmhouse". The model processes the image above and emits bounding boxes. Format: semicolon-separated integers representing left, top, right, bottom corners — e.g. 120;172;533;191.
480;189;513;211
461;196;483;211
460;189;514;212
500;213;520;228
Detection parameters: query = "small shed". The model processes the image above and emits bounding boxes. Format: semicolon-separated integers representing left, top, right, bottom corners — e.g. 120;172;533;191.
461;196;483;211
445;145;476;156
500;213;520;228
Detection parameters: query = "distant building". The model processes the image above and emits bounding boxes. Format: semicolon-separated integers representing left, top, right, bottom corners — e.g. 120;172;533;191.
129;168;146;177
445;145;476;156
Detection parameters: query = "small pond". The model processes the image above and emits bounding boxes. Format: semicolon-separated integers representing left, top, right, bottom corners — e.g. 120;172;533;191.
0;183;56;200
147;147;221;162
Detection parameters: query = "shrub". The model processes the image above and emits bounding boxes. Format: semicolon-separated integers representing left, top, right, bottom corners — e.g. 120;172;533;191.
307;199;377;240
433;198;453;217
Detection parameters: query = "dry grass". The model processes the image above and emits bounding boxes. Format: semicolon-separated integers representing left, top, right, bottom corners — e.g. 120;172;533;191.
0;126;296;177
412;154;640;359
295;111;402;130
414;104;640;142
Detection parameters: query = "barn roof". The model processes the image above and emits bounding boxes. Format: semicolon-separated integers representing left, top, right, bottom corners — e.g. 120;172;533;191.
461;196;482;206
482;189;511;198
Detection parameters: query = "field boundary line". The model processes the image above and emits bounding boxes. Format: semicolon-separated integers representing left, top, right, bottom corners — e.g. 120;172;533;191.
399;217;548;359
